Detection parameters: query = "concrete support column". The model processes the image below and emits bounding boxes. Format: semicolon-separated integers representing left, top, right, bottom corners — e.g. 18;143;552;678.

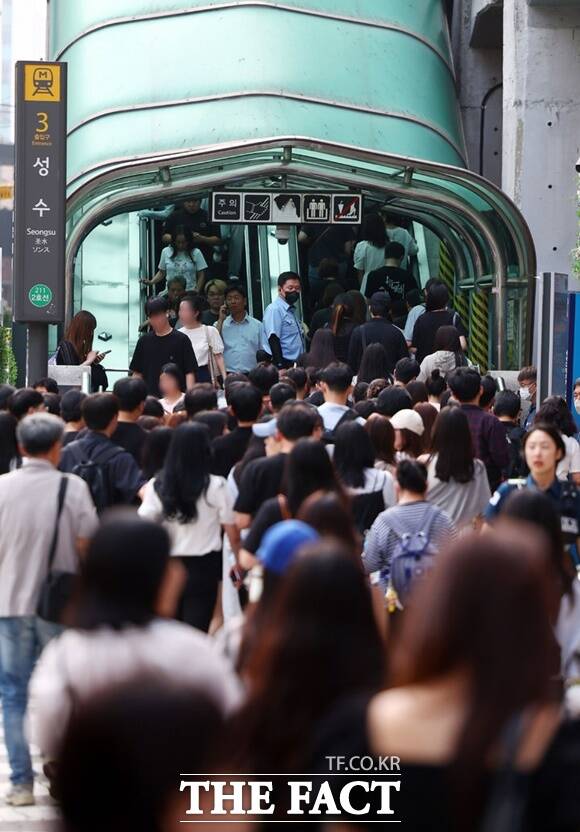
502;0;580;276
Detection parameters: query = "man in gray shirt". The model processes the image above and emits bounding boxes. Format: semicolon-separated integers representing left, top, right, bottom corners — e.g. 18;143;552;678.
0;414;97;806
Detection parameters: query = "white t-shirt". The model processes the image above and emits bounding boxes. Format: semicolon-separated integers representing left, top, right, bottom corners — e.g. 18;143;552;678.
557;434;580;480
158;245;207;290
354;240;386;293
347;467;396;508
28;619;243;758
138;474;234;554
159;393;185;414
180;324;224;367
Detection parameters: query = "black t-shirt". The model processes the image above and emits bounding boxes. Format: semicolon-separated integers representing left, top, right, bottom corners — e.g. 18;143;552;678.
211;426;253;478
412;309;468;364
202;310;219;326
129;330;198;397
244;497;285;554
112;421;147;466
365;266;418;299
347;319;409;374
234;454;287;516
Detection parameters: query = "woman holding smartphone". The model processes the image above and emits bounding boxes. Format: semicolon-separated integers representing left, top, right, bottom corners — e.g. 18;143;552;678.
56;310;109;391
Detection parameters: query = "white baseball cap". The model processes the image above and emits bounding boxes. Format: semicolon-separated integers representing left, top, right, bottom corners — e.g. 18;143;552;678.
390;408;425;436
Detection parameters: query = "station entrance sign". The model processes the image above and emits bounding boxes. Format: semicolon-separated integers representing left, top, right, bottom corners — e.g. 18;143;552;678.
13;62;67;323
212;192;361;225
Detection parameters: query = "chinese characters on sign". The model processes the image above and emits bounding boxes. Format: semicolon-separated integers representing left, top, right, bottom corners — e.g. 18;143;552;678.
212;192;362;225
13;62;67;323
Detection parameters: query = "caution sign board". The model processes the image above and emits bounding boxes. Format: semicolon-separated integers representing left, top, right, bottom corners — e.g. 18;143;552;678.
13;62;67;323
212;192;362;225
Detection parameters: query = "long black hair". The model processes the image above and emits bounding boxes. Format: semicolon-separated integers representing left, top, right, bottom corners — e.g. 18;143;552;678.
357;343;391;385
71;514;171;630
431;406;475;483
333;421;376;489
361;213;387;248
282;439;344;516
169;226;195;261
156;422;211;522
141;427;173;480
433;325;467;368
231;541;385;771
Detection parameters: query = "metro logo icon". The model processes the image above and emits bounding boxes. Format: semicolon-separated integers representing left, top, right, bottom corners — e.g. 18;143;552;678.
24;64;61;102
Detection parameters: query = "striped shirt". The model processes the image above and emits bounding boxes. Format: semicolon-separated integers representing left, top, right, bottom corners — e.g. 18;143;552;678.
363;500;456;586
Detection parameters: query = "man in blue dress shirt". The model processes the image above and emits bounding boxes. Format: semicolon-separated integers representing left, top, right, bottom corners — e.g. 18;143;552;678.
260;272;305;368
217;283;262;374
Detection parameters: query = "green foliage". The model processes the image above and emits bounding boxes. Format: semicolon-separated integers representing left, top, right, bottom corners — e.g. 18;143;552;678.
0;325;18;385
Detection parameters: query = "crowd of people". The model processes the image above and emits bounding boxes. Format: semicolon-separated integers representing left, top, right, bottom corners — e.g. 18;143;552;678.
2;247;580;828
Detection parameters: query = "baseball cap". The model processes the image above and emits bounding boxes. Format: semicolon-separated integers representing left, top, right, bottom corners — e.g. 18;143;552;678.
390;408;425;436
369;292;391;314
252;416;278;438
257;520;320;575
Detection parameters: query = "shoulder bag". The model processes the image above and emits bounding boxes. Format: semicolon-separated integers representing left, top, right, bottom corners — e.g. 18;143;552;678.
37;476;79;624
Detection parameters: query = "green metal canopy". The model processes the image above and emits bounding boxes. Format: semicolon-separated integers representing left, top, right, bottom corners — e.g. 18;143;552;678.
50;0;536;368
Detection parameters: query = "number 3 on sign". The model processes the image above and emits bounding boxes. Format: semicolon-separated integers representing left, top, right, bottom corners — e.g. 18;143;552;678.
36;112;48;133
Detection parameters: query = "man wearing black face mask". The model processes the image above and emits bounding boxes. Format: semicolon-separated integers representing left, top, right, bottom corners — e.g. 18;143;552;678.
260;272;305;368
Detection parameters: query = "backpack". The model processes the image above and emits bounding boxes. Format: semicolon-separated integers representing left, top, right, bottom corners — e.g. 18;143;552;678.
322;407;358;443
67;441;124;512
383;505;440;610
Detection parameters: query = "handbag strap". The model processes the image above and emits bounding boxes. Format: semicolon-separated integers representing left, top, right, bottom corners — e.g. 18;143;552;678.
204;326;216;383
479;712;529;832
47;476;69;572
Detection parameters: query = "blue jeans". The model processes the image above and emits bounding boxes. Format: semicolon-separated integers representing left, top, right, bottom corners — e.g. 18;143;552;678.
0;616;62;785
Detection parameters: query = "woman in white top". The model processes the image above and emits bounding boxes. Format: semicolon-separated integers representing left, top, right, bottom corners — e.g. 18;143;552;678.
178;295;226;386
142;228;207;292
333;420;396;534
139;422;240;631
354;214;387;295
28;515;242;761
422;406;490;530
158;363;185;416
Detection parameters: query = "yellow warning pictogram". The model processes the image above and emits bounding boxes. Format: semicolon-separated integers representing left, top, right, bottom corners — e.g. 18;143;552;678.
24;64;60;103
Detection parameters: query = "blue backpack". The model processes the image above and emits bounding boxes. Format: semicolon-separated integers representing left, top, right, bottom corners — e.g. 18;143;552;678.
384;505;440;608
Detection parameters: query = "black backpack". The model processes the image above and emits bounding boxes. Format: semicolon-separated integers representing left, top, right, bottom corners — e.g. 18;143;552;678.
67;441;124;512
323;407;359;443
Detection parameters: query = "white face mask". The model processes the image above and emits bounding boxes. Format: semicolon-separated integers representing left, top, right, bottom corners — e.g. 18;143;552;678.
519;386;531;401
574;401;580;416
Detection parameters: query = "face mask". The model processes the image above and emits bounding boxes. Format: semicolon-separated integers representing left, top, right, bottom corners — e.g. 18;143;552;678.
284;291;300;305
519;386;530;401
575;401;580;416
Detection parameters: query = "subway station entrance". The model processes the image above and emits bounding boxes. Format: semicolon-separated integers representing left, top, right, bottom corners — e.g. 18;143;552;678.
65;139;536;382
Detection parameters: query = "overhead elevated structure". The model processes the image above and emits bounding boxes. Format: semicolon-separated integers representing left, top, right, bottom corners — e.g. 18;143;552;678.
50;0;536;372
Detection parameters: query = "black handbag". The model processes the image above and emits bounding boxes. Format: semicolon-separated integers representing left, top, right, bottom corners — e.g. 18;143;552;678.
36;476;78;624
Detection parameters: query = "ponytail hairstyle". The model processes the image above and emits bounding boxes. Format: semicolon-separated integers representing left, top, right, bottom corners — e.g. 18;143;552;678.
425;369;447;399
330;294;355;336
